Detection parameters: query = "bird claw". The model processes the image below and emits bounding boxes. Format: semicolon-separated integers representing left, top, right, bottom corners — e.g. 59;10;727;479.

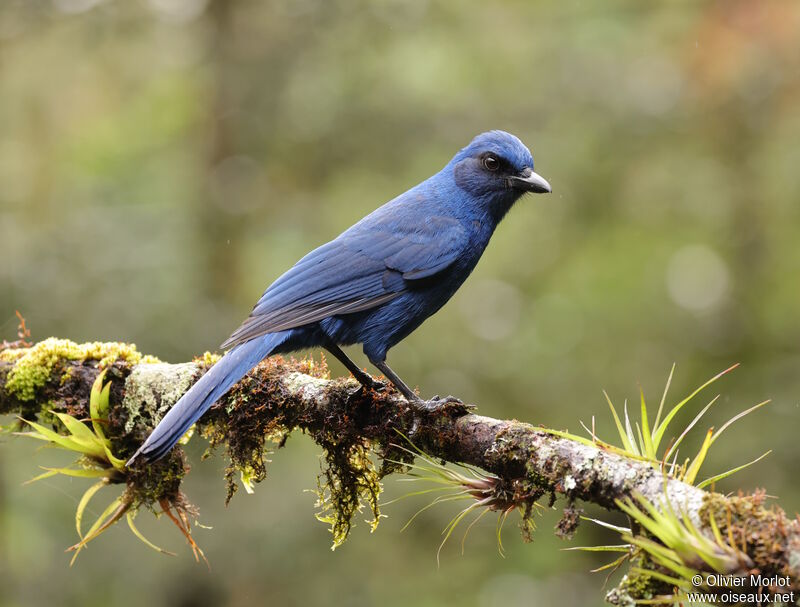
413;395;474;416
368;378;388;393
348;378;388;402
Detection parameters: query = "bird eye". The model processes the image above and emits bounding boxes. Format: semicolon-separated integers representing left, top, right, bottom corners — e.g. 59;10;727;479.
482;154;500;172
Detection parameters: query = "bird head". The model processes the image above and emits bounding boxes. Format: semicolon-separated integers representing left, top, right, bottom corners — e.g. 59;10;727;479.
449;130;551;221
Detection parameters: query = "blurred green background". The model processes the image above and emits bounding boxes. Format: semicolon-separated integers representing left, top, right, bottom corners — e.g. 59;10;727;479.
2;1;799;606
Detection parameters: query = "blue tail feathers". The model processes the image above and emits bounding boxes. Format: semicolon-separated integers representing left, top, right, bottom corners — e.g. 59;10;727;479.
127;332;289;465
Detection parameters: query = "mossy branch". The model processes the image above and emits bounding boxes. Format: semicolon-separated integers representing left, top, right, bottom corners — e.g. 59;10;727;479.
1;339;798;604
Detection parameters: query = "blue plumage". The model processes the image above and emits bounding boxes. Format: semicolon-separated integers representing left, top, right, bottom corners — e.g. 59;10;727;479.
128;130;551;464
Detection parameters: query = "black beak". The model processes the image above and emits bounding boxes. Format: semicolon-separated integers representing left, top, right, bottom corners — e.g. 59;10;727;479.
509;168;552;194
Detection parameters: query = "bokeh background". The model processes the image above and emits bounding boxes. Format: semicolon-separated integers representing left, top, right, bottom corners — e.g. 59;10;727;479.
2;1;799;606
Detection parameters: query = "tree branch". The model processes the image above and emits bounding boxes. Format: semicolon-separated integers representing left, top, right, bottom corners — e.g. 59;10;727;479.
1;339;797;604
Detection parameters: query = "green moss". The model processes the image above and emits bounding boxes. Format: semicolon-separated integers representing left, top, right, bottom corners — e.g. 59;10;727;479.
126;449;187;508
313;438;382;550
199;357;297;503
608;570;657;606
196;354;383;547
193;351;222;366
698;491;785;577
2;338;160;402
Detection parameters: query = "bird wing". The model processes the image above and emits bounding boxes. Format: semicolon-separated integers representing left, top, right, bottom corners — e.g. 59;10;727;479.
343;214;468;280
220;212;467;349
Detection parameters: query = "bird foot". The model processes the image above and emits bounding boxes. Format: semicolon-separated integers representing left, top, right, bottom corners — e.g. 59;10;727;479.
411;395;475;417
348;378;388;402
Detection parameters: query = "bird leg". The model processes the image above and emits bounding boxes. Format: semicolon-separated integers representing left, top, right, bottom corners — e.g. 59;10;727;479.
369;359;473;416
323;342;385;392
369;359;418;401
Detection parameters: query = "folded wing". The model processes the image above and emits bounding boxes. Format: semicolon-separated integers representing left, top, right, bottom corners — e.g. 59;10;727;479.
221;212;467;349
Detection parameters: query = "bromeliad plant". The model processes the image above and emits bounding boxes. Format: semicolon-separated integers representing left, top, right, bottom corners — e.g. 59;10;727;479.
557;365;769;602
17;371;204;565
384;436;545;564
617;492;752;588
570;490;755;604
543;364;770;489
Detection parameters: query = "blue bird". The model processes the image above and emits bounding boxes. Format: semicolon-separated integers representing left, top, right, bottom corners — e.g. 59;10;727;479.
128;130;551;464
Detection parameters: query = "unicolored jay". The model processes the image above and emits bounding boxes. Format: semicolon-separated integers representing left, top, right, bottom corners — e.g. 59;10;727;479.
128;130;551;464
